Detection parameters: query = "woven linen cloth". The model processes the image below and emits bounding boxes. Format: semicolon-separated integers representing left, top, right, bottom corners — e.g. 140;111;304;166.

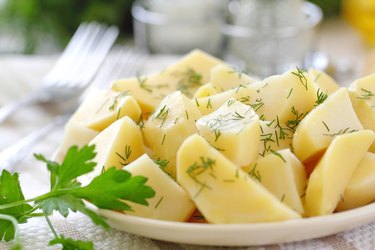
0;54;373;250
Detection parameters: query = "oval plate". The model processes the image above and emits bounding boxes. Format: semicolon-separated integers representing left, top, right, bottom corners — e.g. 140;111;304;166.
94;203;375;246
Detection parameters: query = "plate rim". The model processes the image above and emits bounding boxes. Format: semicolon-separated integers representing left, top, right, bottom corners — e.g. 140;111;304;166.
92;201;375;246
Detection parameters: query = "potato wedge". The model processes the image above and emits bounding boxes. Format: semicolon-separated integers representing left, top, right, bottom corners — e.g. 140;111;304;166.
71;89;142;131
336;152;375;211
112;50;225;112
125;154;195;221
304;130;375;216
90;116;145;171
254;69;317;124
177;134;301;223
249;149;307;215
210;64;257;92
308;68;339;95
293;88;363;162
196;98;260;167
143;91;202;177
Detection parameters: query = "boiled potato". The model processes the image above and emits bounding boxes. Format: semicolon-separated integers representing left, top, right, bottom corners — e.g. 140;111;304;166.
177;134;301;223
112;50;225;112
60;119;99;156
142;91;202;177
210;64;257;92
249;148;306;215
304;130;375;216
293;88;363;162
253;68;317;124
308;68;339;95
258;120;294;157
71;88;142;131
194;83;259;115
125;154;195;221
336;152;375;211
193;83;217;98
348;74;375;152
196;98;260;167
90;116;145;171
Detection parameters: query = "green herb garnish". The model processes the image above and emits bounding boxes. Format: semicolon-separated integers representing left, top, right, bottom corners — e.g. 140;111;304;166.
0;145;155;250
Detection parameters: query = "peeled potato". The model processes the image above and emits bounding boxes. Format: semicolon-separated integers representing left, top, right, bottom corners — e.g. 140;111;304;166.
196;98;260;167
177;134;301;223
125;154;195;221
293;88;363;162
337;152;375;211
249;148;307;215
304;130;375;216
90;116;145;171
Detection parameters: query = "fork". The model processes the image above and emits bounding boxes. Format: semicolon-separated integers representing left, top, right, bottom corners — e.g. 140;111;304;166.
0;22;119;123
0;47;147;172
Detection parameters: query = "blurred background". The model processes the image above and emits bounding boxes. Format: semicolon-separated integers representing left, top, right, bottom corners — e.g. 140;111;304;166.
0;0;340;54
0;0;373;81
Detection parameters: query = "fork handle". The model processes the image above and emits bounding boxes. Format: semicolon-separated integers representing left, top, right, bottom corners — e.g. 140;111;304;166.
0;113;71;172
0;92;41;123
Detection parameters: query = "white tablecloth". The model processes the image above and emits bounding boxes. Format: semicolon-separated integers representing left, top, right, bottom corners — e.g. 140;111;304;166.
0;18;375;250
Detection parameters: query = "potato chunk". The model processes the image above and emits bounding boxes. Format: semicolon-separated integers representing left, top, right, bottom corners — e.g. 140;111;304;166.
112;50;225;112
250;149;306;215
90;116;145;171
293;88;363;162
254;69;317;124
143;91;202;177
336;152;375;211
196;98;260;167
72;89;142;131
125;154;195;221
304;130;375;216
308;68;339;95
60;120;99;156
348;74;375;152
193;83;217;98
210;64;256;92
194;83;258;115
177;134;301;223
258;120;294;157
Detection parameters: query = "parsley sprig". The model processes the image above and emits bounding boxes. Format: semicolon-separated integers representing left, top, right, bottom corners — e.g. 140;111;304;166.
0;145;155;250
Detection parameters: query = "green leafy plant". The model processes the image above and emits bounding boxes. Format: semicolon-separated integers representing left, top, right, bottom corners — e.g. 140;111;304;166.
0;0;135;54
0;144;155;250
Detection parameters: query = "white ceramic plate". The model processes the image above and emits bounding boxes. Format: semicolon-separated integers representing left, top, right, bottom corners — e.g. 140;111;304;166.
93;203;375;246
52;149;375;246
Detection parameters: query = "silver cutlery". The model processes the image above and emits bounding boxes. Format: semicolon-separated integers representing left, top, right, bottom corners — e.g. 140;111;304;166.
0;22;119;123
0;47;147;172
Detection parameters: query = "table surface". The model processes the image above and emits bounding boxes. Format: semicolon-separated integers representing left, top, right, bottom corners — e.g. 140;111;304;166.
0;17;374;250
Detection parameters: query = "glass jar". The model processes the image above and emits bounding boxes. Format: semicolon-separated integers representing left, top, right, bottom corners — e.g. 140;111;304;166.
222;0;322;78
132;0;227;56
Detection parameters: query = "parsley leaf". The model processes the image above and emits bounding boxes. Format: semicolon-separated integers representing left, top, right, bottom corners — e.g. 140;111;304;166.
35;145;96;190
0;144;155;249
49;235;94;250
74;167;155;211
0;170;32;242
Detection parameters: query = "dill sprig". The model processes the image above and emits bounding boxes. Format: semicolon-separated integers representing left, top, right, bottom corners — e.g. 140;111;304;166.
108;91;129;111
357;88;374;100
250;98;264;112
291;67;308;90
248;164;261;182
154;105;169;127
172;68;202;96
315;89;328;106
154;158;169;171
323;127;358;137
286;106;307;132
116;145;132;166
270;149;286;163
186;157;216;197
